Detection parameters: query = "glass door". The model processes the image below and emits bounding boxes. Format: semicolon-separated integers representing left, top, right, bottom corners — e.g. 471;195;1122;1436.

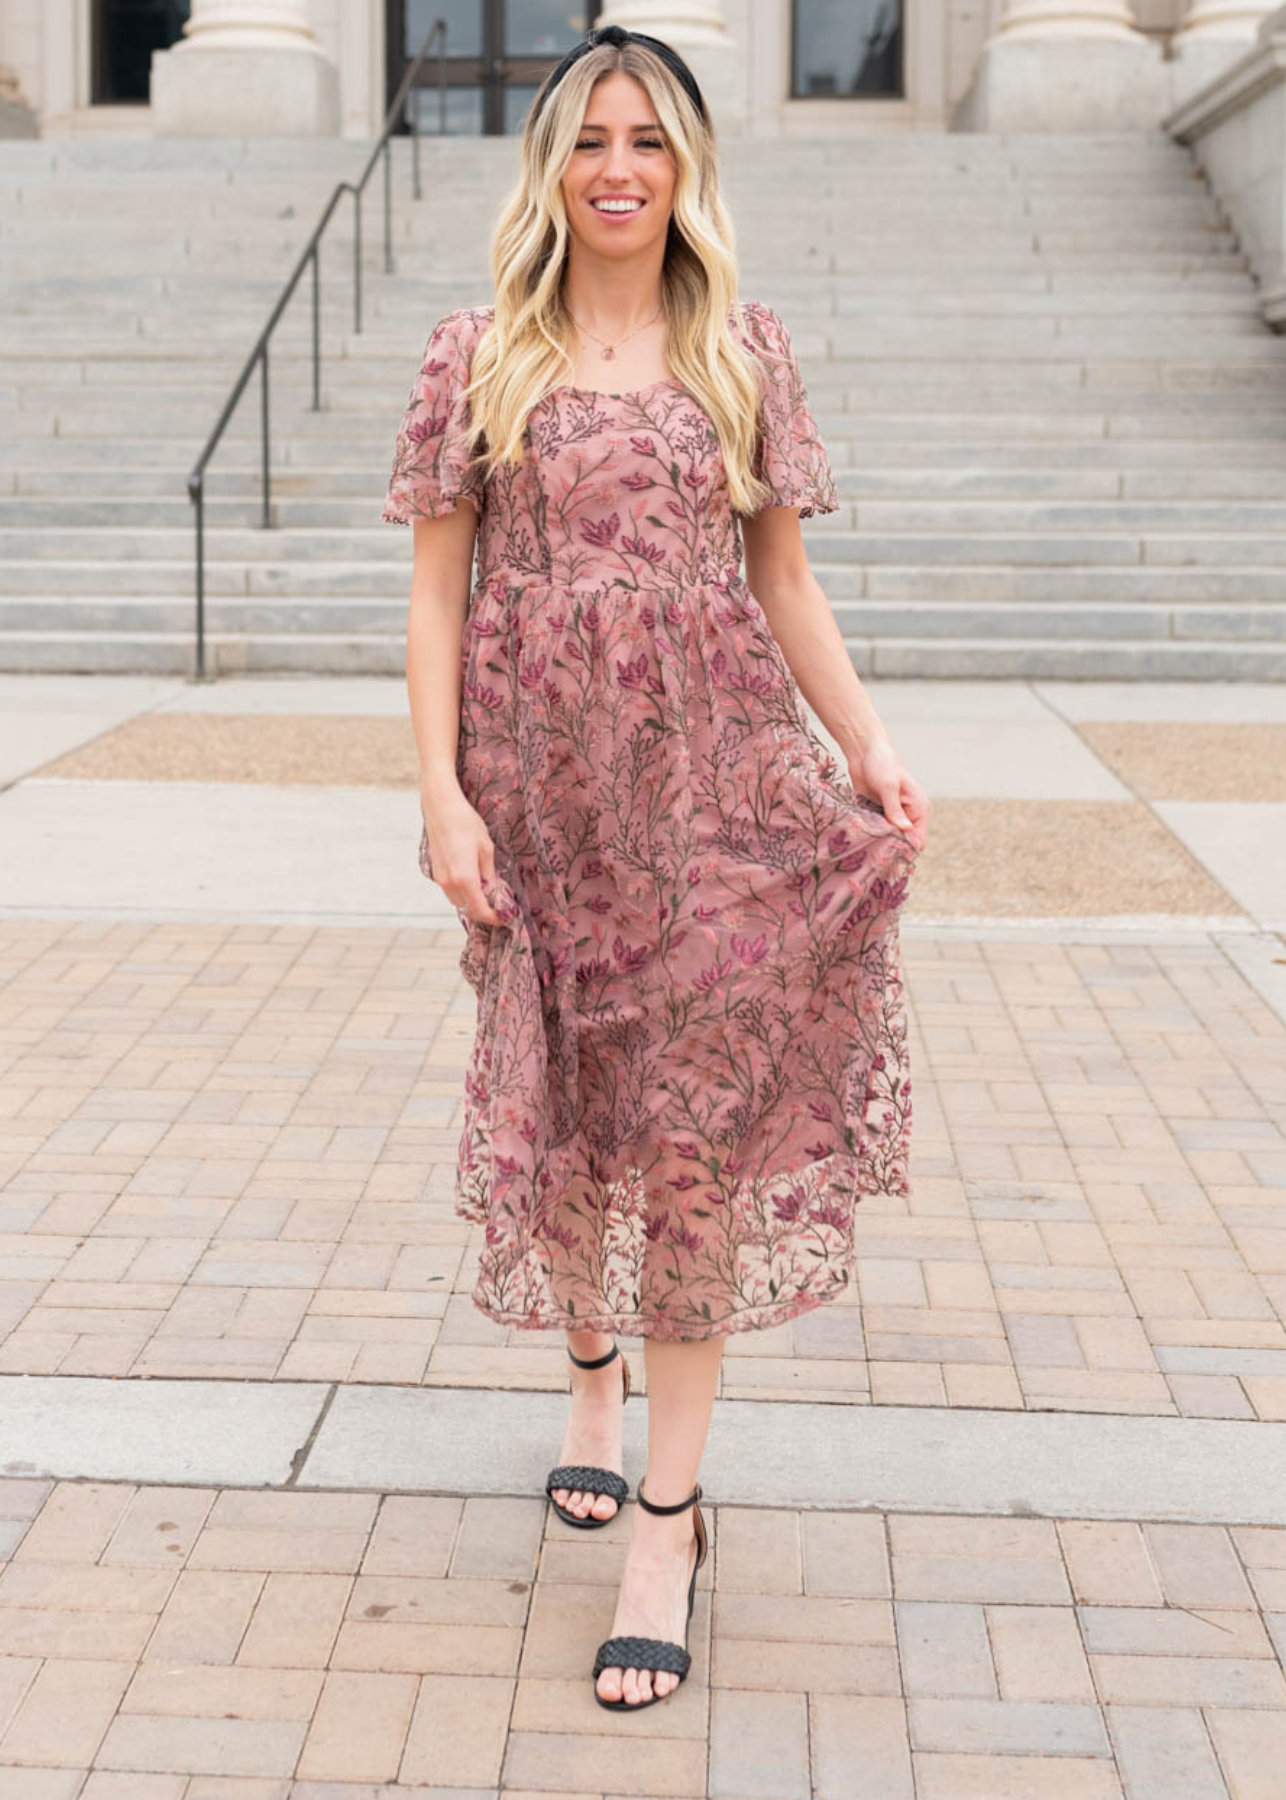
390;1;604;137
791;0;903;100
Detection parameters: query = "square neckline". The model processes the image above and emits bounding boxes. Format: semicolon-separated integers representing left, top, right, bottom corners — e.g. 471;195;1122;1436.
552;376;686;401
467;303;713;402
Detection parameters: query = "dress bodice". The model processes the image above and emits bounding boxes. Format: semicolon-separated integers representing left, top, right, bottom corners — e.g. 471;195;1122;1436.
381;299;839;604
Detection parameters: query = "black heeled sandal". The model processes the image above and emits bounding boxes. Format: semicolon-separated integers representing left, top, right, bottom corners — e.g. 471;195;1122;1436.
591;1473;708;1710
544;1340;631;1529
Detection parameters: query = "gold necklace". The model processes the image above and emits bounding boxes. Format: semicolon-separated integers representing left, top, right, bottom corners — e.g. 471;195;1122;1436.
566;302;665;362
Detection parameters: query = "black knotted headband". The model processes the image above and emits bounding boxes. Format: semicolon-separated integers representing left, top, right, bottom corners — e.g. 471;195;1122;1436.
533;23;709;127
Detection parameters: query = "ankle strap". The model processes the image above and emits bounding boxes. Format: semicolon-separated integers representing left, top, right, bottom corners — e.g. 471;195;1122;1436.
567;1341;619;1370
637;1474;702;1514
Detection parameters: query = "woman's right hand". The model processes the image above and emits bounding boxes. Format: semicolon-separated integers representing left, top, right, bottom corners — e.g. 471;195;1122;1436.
421;785;508;925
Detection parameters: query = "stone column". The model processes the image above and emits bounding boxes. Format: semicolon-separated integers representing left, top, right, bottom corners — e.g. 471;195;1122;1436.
592;2;745;134
954;0;1169;128
0;62;37;137
1171;0;1279;101
150;0;340;137
1175;0;1276;36
992;0;1145;37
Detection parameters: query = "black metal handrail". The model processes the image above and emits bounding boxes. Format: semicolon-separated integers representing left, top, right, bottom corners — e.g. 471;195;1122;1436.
184;19;450;680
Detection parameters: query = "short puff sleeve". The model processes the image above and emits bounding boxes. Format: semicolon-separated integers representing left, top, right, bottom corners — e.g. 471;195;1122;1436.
743;300;838;520
380;307;489;524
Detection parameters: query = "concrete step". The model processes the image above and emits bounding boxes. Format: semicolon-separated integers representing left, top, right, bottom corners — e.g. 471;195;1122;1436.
1;594;1280;645
5;523;1286;567
7;391;1284;432
0;128;1277;676
4;497;1286;536
13;464;1286;501
9;435;1279;474
0;626;1280;681
7;346;1279;388
3;564;1283;608
849;636;1286;678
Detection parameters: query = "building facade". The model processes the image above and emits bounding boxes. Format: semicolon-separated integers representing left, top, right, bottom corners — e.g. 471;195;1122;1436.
3;0;1264;142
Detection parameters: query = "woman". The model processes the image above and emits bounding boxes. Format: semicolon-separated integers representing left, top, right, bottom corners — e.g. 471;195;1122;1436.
382;24;929;1714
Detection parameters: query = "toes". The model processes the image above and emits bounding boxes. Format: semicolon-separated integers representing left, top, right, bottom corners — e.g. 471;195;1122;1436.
597;1665;623;1703
636;1667;654;1703
552;1486;616;1521
623;1666;642;1705
655;1670;675;1696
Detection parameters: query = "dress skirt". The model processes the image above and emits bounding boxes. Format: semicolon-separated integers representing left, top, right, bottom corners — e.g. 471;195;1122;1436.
382;299;917;1340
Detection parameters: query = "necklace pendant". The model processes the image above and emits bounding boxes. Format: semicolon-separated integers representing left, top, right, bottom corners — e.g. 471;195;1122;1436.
601;346;616;360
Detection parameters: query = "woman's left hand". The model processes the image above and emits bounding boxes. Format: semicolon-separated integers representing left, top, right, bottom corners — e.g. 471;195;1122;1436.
846;733;931;854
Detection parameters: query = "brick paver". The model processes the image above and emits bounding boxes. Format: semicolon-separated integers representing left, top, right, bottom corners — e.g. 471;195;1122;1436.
0;1480;1279;1795
1;924;1282;1422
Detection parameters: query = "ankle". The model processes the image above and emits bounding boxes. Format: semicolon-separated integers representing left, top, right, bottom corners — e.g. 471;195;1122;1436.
632;1498;697;1547
638;1473;699;1513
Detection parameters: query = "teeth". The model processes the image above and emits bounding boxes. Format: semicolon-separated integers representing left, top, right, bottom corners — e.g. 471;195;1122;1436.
593;199;642;212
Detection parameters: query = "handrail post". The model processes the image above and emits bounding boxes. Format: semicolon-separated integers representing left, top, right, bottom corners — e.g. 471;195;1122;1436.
412;89;421;201
193;476;206;680
383;135;393;275
353;186;362;335
260;344;271;529
311;245;320;411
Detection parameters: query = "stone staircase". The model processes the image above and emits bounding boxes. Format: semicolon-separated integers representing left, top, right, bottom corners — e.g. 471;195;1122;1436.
1;131;1283;677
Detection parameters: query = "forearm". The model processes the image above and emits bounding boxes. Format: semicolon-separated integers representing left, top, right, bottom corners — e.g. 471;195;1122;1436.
753;568;889;762
406;584;467;804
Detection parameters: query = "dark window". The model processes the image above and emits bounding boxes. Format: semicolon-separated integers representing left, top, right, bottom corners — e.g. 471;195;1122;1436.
792;0;903;100
92;0;191;105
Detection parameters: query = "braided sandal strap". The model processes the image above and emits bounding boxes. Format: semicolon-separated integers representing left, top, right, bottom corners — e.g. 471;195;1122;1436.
592;1634;691;1679
546;1465;628;1503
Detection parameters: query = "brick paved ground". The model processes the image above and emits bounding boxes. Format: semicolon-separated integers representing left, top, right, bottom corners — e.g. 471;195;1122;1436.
1;677;1284;1795
0;1478;1283;1798
0;924;1282;1418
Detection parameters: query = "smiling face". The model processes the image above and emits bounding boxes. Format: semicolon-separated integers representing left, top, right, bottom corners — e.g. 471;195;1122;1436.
560;71;677;254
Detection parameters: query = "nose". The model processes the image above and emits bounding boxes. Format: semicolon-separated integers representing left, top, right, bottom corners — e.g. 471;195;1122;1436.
603;137;636;181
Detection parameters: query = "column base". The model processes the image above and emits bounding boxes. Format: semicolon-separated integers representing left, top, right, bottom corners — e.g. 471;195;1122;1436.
954;40;1170;131
150;45;340;137
0;94;38;137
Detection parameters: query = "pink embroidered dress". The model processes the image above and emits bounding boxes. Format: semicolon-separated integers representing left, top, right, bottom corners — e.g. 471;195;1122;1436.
382;299;915;1340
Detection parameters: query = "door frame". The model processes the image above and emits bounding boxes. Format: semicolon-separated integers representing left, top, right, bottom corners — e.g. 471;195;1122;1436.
385;0;605;136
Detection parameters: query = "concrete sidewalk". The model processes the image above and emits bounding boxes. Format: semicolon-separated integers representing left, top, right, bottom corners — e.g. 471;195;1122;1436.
1;675;1283;928
0;674;1283;1798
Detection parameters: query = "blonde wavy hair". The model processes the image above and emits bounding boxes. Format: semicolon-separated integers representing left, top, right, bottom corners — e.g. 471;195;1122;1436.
455;33;773;517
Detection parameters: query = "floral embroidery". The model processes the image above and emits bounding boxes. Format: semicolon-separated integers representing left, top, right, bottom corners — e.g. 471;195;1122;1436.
383;299;915;1341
